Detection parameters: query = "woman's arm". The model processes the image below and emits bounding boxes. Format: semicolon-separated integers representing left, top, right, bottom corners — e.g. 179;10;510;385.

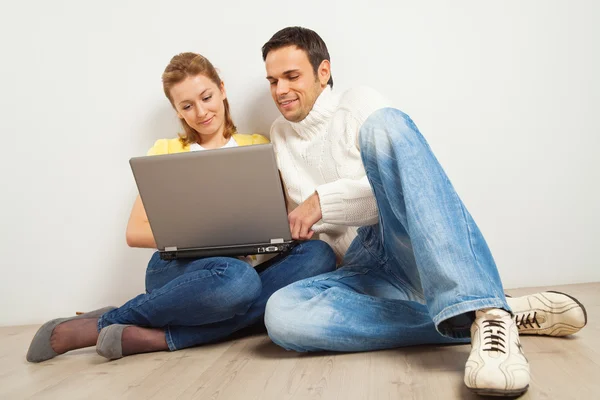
125;195;157;248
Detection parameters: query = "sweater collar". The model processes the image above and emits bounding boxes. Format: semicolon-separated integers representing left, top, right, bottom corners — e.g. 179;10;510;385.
289;86;337;138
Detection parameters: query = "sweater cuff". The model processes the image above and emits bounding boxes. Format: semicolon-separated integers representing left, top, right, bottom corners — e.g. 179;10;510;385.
316;182;346;224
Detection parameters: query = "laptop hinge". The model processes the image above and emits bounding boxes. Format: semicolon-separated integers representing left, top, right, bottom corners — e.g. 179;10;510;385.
165;246;177;252
270;238;284;244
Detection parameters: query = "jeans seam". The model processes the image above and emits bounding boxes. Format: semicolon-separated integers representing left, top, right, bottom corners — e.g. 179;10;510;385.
164;326;177;351
97;314;107;331
457;200;481;281
457;200;499;294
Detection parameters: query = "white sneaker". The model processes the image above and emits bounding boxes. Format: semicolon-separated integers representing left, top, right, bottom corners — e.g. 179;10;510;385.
506;291;587;336
464;309;530;397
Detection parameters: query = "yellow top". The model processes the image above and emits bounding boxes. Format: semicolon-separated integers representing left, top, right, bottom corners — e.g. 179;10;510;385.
146;133;270;156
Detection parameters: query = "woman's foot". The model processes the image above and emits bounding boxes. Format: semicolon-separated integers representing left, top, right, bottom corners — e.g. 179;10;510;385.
26;306;116;363
49;318;100;354
96;324;168;360
122;325;168;356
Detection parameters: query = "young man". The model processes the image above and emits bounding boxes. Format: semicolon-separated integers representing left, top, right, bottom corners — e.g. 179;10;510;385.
261;26;587;397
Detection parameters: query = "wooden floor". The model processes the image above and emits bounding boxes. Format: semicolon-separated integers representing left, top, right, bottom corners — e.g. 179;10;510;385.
1;282;598;400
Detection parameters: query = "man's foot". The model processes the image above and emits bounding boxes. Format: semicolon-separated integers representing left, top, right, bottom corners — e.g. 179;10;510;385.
506;291;587;336
464;308;530;397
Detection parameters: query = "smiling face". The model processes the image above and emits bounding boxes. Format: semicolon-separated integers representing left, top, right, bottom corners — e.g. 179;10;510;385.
265;45;330;122
169;74;227;142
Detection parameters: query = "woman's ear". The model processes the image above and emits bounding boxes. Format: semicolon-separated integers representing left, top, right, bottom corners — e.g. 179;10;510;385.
220;81;227;100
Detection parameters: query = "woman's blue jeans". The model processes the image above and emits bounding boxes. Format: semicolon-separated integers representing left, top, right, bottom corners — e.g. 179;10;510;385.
98;240;335;350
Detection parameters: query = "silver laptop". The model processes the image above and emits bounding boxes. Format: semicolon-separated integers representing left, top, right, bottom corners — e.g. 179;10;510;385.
129;143;299;260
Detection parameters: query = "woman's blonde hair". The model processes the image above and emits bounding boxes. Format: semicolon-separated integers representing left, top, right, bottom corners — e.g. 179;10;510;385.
162;52;237;145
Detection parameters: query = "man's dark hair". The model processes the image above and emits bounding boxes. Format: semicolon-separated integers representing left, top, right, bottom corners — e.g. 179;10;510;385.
262;26;333;88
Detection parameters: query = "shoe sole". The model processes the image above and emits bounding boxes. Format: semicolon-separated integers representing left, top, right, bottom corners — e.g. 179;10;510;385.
469;385;529;397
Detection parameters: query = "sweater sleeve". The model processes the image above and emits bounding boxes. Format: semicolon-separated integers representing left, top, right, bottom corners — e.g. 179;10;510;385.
315;176;379;227
251;134;270;144
146;139;169;156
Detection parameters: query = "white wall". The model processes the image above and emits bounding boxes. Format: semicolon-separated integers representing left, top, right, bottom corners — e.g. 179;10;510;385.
0;0;598;326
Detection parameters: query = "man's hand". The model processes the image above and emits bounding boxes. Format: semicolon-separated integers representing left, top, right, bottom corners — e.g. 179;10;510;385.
288;192;322;240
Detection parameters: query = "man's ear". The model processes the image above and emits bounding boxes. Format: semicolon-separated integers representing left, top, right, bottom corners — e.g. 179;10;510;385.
317;60;331;87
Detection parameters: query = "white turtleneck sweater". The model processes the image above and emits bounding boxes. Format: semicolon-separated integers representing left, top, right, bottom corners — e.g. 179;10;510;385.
269;86;391;259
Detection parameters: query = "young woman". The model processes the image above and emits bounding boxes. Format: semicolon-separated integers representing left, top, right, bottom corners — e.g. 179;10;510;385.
26;52;336;362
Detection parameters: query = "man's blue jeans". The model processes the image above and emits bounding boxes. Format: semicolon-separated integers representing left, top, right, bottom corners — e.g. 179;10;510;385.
98;240;335;350
264;108;510;352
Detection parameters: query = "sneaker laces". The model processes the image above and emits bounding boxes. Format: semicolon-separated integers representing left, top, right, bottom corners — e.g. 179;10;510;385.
515;312;540;329
482;319;506;353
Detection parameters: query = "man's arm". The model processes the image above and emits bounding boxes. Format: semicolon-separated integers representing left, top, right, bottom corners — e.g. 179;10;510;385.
315;175;379;226
288;174;380;240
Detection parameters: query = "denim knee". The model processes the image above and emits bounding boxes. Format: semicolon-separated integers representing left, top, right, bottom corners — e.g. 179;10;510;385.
221;261;263;313
264;285;320;352
358;107;423;153
264;288;299;350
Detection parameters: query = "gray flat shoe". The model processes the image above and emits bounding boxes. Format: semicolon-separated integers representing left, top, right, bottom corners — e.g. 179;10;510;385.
96;324;131;360
26;306;116;363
